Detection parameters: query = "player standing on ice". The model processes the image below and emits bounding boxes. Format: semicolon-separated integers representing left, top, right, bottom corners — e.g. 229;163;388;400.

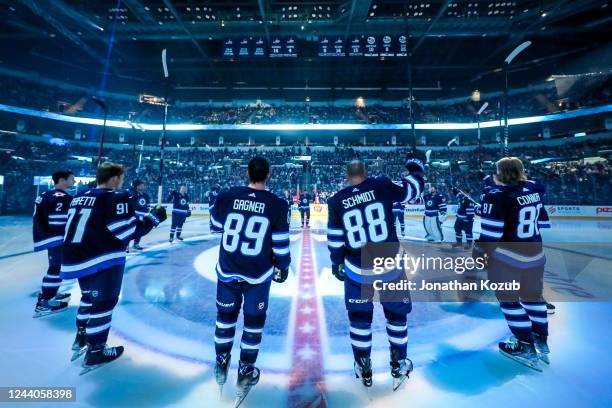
60;163;166;373
210;157;291;407
127;179;150;251
208;184;220;232
32;170;75;317
422;185;447;242
299;190;311;228
392;201;406;238
167;184;191;242
326;151;424;390
452;187;476;249
473;157;551;370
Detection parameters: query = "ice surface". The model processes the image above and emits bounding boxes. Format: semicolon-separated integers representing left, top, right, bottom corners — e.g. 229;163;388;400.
0;215;611;407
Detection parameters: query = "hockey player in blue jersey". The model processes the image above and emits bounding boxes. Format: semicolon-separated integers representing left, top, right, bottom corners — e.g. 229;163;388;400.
299;191;311;228
60;163;166;373
128;179;150;251
210;157;291;406
422;185;447;242
32;170;75;317
167;184;191;242
327;151;424;390
452;187;476;249
208;184;220;233
392;202;406;238
473;157;551;370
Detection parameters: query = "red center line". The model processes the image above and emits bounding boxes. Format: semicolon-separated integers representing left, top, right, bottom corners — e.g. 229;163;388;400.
287;229;327;408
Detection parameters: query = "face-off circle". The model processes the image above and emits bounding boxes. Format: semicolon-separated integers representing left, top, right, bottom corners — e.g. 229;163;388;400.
113;234;508;374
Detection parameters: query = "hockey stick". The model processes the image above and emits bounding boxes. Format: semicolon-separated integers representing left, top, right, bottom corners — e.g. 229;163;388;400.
91;96;108;168
476;102;488;170
157;49;169;206
449;183;480;206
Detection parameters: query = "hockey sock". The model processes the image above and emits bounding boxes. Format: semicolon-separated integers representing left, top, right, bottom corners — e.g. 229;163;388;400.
240;313;266;364
521;301;548;337
386;320;408;361
86;299;118;347
349;322;372;361
215;311;238;355
500;301;532;342
41;265;61;300
76;290;92;330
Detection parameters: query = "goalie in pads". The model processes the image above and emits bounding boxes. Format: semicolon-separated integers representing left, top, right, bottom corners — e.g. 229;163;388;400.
422;185;447;242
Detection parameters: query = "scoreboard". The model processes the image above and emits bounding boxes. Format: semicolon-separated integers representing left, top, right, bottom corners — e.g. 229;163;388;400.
223;35;408;58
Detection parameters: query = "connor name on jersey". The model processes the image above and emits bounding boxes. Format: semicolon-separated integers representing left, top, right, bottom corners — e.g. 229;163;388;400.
478;181;551;269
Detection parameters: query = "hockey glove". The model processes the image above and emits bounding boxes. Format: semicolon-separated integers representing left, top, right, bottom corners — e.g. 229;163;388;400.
273;267;289;283
404;148;426;174
438;212;448;223
187;210;192;217
332;263;345;282
149;206;168;225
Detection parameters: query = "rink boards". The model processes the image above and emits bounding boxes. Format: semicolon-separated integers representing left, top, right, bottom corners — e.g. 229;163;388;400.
171;203;612;220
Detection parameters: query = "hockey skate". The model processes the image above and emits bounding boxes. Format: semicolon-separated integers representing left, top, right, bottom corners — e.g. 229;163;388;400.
354;356;373;387
33;294;69;318
214;352;231;397
451;242;461;248
132;243;144;251
498;336;542;371
169;237;174;243
71;327;87;362
234;361;260;408
80;345;124;375
532;332;550;365
54;292;71;302
546;302;556;315
391;357;413;391
176;236;184;241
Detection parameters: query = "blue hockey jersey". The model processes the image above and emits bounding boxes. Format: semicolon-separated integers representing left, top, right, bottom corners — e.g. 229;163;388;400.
128;189;150;218
423;192;447;216
32;188;73;251
299;193;311;209
392;202;405;214
476;180;551;269
210;187;291;284
209;190;219;210
456;194;476;221
60;188;160;279
167;191;190;214
327;174;424;283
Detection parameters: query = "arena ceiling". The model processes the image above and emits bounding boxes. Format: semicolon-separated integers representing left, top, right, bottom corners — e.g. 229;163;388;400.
0;0;610;101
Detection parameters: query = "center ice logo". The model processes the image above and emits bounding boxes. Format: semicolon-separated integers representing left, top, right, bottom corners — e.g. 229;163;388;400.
118;235;509;375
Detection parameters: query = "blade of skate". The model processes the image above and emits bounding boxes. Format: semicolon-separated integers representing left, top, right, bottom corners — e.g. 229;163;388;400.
499;350;543;372
71;347;87;362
